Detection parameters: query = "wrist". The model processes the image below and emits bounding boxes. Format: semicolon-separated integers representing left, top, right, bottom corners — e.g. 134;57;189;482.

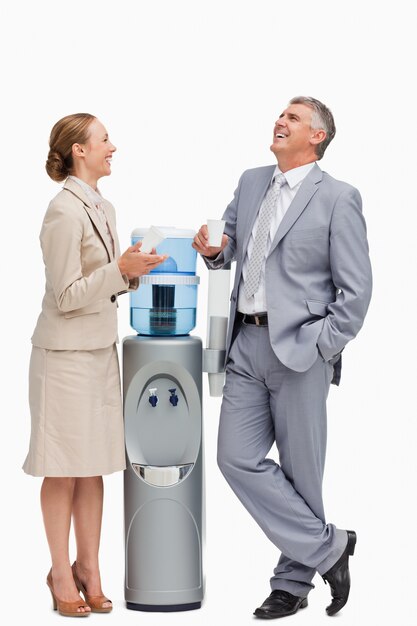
118;256;127;275
118;257;134;280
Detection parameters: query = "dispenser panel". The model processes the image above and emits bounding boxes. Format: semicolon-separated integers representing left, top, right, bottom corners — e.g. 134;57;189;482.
124;358;202;469
136;376;190;465
126;499;201;592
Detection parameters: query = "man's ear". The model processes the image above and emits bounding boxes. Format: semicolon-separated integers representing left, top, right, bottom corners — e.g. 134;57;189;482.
310;129;326;147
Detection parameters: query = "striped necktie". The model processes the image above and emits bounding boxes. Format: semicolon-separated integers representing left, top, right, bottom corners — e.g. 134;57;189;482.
244;173;286;299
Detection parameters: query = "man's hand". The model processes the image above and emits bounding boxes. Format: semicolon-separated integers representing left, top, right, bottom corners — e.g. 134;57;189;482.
192;224;228;258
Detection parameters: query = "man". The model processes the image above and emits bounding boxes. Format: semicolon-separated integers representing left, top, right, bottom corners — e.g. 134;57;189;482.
193;96;372;618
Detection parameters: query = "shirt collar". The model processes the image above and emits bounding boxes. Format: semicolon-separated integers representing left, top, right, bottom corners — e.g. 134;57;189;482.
272;162;316;189
68;175;103;207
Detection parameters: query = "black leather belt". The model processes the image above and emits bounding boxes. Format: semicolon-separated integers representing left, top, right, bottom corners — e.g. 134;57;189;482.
242;313;268;326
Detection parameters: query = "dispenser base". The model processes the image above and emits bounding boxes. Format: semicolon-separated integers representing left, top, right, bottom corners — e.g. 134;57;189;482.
126;601;201;612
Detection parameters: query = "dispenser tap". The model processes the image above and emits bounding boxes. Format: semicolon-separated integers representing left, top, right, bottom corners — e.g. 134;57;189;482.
148;388;158;408
169;388;179;407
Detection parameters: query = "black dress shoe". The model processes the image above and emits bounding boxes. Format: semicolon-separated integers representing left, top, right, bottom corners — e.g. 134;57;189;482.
254;590;308;619
322;530;357;616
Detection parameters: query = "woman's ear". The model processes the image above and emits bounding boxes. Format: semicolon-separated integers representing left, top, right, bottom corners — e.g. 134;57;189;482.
72;143;85;159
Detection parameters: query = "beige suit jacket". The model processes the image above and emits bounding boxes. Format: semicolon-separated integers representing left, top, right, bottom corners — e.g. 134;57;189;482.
31;178;137;350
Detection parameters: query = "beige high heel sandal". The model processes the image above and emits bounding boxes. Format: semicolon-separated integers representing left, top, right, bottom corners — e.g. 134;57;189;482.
46;569;90;617
72;562;113;613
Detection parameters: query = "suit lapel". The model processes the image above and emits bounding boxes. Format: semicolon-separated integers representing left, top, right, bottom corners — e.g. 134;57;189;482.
268;163;322;256
63;178;114;260
102;199;119;258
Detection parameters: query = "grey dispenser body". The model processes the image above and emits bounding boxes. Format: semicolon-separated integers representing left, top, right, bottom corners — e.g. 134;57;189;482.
123;335;204;611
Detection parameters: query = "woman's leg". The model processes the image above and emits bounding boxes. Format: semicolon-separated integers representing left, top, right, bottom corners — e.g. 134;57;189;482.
72;476;112;609
41;477;90;613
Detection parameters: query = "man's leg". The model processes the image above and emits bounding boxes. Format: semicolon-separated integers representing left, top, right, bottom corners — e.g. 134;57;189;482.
268;353;333;596
217;324;346;594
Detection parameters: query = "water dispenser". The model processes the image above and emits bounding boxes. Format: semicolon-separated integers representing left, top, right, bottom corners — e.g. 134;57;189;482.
123;225;230;612
130;227;200;336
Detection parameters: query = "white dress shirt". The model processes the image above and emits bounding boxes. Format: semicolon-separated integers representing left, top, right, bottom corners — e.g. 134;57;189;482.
238;162;315;314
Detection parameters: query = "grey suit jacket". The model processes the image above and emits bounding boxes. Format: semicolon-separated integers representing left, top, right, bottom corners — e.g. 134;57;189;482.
205;163;372;383
31;178;138;350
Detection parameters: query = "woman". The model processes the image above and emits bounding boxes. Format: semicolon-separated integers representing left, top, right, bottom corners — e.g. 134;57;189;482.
23;113;166;617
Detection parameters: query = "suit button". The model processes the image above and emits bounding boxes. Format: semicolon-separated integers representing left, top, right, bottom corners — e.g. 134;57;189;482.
110;294;116;303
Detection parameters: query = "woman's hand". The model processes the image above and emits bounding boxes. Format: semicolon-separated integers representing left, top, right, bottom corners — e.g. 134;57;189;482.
118;241;168;279
192;224;228;258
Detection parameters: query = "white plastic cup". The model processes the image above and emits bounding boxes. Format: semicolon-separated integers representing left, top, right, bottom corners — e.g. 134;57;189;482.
140;225;166;253
207;219;226;247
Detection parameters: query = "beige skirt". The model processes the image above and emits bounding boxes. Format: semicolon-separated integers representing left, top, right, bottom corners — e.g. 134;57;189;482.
23;344;126;477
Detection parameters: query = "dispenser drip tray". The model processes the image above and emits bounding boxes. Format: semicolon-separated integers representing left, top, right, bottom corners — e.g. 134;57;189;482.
132;463;194;486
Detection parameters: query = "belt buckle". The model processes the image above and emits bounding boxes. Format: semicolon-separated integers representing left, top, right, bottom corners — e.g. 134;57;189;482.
254;315;261;326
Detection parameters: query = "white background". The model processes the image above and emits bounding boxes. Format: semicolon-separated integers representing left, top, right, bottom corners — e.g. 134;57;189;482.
1;1;416;624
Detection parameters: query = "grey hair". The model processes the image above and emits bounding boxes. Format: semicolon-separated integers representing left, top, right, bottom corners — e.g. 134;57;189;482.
289;96;336;160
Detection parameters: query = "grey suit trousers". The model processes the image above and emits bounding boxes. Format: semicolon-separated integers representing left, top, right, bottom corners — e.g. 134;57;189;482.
217;322;347;597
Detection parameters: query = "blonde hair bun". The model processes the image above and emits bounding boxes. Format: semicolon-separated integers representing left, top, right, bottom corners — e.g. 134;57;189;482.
45;113;95;182
45;149;68;182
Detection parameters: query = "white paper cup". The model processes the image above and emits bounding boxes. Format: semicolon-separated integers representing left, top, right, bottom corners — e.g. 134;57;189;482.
207;219;225;247
140;225;166;253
